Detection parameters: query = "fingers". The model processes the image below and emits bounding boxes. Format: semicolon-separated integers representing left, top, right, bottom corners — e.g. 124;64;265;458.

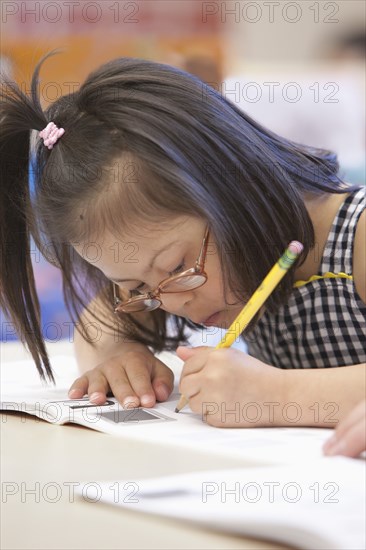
176;346;213;377
176;346;196;361
179;373;201;400
68;371;110;405
68;356;152;408
323;400;366;458
324;420;366;458
334;400;366;439
121;352;156;407
151;360;174;402
176;345;211;362
176;346;213;401
177;346;215;399
68;351;175;409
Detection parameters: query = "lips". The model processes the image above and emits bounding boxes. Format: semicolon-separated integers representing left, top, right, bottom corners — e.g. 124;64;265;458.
200;311;221;326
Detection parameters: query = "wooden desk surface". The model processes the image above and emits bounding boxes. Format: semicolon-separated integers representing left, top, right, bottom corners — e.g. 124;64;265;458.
1;341;289;550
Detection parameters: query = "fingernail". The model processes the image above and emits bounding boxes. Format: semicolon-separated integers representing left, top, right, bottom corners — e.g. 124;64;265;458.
123;396;138;409
68;389;79;397
157;383;169;400
141;394;154;406
89;392;103;402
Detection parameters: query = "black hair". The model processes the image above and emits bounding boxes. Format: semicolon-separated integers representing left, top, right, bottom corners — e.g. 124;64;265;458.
0;52;361;381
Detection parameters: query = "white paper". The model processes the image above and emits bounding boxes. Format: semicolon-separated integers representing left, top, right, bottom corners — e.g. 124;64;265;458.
77;457;366;550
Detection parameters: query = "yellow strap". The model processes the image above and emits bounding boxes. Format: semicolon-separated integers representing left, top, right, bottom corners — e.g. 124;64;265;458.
293;272;353;288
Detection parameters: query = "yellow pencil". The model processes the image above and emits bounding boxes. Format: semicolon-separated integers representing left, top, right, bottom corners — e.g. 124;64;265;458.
175;240;304;413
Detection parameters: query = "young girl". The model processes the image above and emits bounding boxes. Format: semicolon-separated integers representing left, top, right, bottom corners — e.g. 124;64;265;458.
1;53;365;429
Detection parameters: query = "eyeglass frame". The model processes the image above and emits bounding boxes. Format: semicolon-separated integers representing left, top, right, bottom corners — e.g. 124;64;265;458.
112;225;210;313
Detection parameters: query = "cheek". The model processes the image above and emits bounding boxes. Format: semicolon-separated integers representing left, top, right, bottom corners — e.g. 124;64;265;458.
199;270;224;302
206;255;225;291
203;257;241;307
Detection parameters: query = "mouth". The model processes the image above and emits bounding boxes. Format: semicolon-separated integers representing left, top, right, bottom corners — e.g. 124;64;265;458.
199;311;222;327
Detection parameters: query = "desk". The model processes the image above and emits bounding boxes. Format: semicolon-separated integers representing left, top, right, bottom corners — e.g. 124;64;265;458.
1;341;289;550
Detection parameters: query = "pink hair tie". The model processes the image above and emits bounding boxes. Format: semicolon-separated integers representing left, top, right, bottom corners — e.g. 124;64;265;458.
39;122;65;150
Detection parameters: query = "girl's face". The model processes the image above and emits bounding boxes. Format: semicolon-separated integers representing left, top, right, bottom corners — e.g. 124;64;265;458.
74;215;244;328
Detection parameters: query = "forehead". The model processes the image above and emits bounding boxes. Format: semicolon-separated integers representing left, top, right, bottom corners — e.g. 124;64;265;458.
99;215;192;247
72;215;203;270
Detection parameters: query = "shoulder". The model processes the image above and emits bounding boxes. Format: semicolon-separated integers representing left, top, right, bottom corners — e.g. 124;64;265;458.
353;207;366;304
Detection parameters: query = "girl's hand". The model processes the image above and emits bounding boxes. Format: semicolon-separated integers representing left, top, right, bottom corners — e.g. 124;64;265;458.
323;399;366;458
68;347;174;408
176;346;285;428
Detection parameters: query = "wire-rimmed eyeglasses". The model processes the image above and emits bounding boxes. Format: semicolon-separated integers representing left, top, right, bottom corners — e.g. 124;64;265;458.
113;226;209;313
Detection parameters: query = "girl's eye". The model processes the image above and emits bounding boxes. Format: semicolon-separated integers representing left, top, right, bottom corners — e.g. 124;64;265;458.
169;262;185;276
130;282;146;295
129;262;185;293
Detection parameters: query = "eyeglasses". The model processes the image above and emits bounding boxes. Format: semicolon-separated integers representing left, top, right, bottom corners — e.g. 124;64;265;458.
113;226;209;313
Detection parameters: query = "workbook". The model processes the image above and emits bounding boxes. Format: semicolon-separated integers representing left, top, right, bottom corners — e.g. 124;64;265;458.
78;457;365;550
0;352;333;465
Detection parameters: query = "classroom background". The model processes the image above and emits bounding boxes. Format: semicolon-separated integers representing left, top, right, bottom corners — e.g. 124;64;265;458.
1;0;365;343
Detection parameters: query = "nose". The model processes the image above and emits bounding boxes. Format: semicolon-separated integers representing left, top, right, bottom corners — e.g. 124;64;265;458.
159;291;193;316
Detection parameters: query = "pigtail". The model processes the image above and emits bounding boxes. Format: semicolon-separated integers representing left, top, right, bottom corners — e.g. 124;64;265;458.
0;58;55;382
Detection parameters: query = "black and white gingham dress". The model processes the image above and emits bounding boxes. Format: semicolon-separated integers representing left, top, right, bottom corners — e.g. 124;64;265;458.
246;188;366;369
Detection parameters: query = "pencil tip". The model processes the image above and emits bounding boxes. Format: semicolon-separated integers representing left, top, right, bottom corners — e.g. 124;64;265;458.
174;407;180;413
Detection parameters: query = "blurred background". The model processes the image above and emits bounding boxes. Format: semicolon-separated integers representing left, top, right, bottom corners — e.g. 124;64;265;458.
1;0;365;344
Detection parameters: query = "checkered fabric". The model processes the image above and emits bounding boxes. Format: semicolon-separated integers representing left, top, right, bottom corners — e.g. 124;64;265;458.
246;188;366;368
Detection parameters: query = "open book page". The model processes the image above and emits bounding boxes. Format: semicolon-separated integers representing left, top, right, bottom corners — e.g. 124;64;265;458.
75;456;366;550
0;352;333;465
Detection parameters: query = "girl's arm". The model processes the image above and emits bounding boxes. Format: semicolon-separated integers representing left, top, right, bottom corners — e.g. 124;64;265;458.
281;363;366;427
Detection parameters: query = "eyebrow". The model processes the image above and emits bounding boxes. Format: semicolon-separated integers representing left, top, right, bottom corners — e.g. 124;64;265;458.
106;240;179;283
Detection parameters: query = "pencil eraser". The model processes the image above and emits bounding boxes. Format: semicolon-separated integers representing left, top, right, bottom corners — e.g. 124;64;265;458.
288;241;304;255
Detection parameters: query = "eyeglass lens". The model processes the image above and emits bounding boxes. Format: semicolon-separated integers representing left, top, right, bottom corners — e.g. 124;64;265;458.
116;273;207;312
